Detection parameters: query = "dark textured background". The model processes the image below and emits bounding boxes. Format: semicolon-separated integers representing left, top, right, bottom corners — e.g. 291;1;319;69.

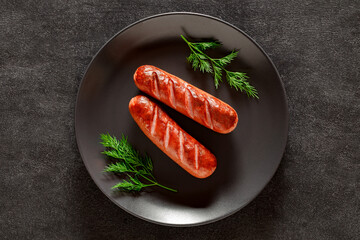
1;0;359;239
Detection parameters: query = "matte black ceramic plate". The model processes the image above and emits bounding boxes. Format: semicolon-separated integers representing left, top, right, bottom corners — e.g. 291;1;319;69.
75;12;288;226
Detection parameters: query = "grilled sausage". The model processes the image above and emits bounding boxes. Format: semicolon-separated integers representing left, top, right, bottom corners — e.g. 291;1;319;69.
133;65;238;134
129;95;217;178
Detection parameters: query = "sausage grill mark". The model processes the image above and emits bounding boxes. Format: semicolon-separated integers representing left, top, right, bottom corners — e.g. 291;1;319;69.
178;130;184;163
168;78;176;108
152;72;160;99
150;105;158;136
185;88;194;118
194;144;199;170
164;121;170;149
204;99;213;129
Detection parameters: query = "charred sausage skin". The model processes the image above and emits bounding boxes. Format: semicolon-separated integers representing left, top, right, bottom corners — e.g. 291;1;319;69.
129;95;217;178
133;65;238;134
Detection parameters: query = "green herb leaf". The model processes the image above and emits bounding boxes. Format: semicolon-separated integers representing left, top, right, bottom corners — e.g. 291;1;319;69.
100;133;177;192
187;53;199;71
104;162;130;173
192;41;221;51
212;64;223;89
226;71;258;99
142;155;153;172
111;178;144;192
199;58;212;73
181;35;258;99
215;51;238;67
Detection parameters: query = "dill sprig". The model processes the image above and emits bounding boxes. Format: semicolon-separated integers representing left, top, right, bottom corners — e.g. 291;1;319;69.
181;35;258;99
100;133;177;192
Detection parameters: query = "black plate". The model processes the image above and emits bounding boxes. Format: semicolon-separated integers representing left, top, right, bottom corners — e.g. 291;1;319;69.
75;12;288;226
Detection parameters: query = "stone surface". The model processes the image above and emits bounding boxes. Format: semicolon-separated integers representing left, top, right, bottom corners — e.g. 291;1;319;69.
1;1;359;239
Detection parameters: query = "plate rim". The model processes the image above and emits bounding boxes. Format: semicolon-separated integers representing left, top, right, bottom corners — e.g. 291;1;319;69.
75;11;289;227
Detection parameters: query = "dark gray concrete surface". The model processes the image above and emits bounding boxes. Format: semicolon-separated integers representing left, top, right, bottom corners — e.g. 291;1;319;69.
1;1;359;239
